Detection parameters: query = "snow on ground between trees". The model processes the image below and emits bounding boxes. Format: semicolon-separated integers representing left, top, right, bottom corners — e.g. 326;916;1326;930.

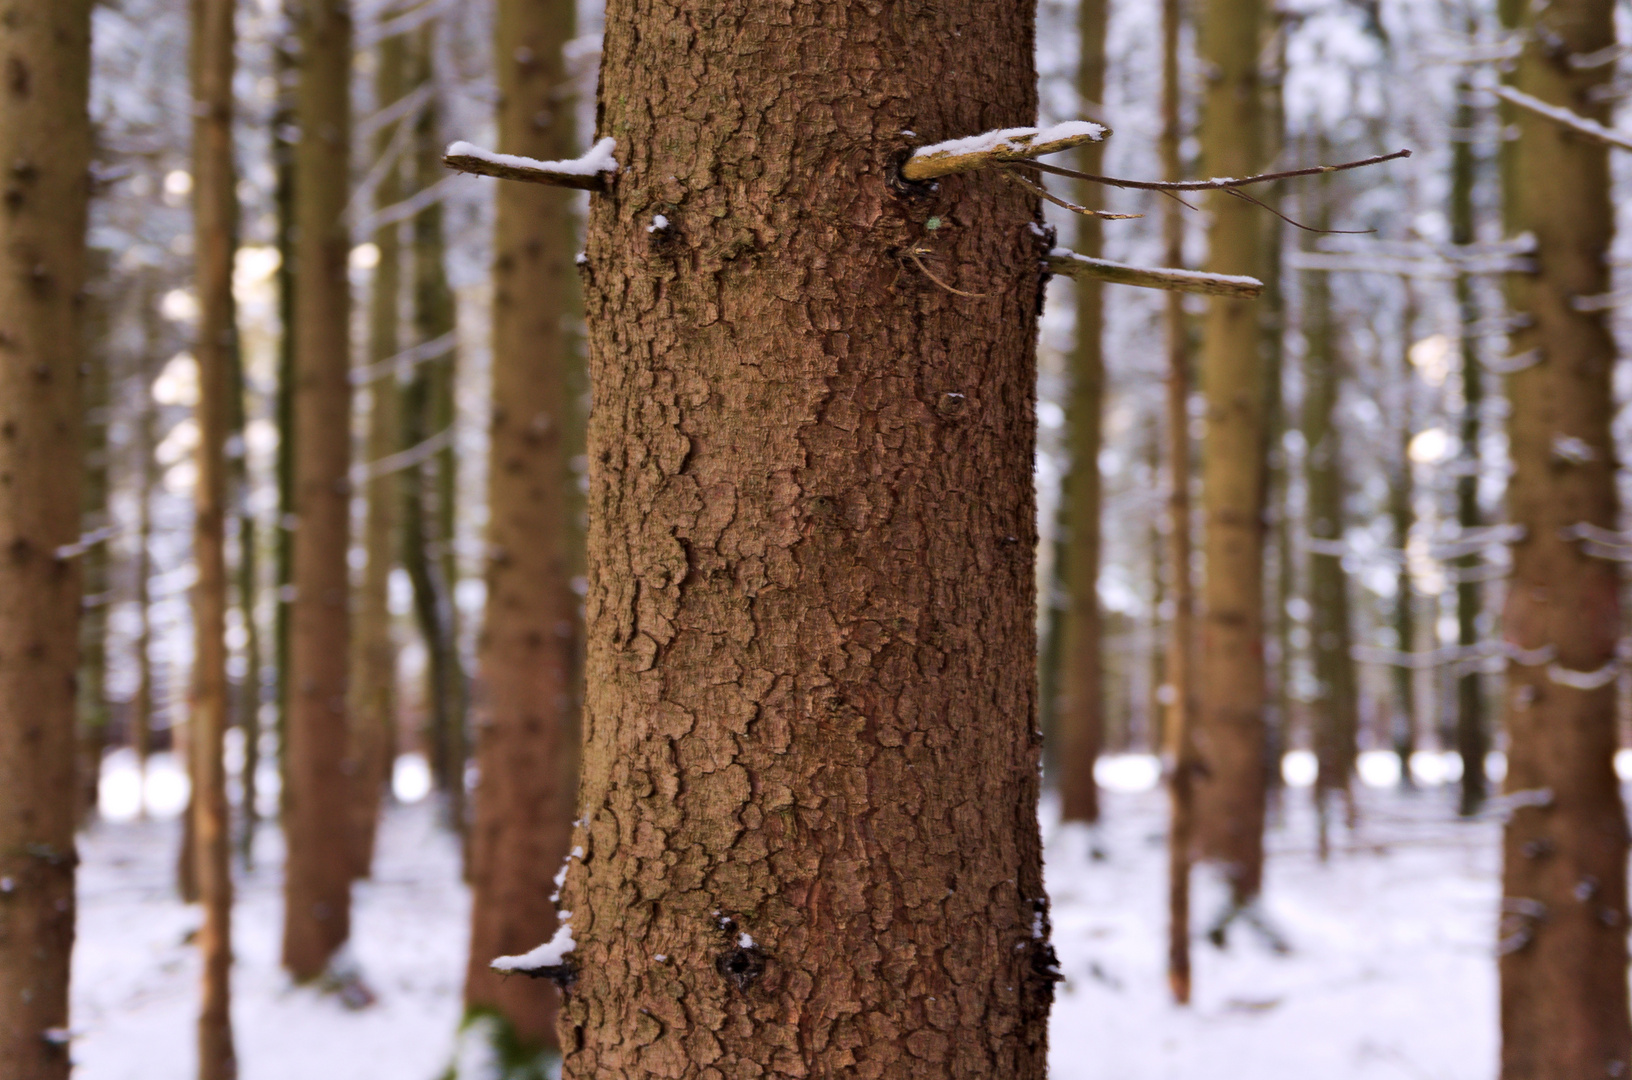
72;772;1500;1078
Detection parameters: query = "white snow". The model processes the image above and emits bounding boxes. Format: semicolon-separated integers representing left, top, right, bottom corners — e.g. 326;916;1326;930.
1049;246;1264;288
736;931;754;949
491;923;575;973
648;214;669;233
910;120;1106;162
445;137;619;178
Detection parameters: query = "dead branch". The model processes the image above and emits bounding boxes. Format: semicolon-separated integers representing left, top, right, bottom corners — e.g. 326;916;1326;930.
442;138;617;191
1045;249;1263;299
1019;147;1411;193
901;121;1107;182
1492;85;1632;152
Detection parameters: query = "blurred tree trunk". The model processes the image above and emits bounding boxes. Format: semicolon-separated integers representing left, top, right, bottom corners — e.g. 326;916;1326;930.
1451;56;1488;818
405;23;467;841
1496;0;1632;1074
1056;0;1107;827
133;293;162;819
1391;296;1417;788
281;0;355;982
272;25;298;827
0;4;93;1078
191;0;239;1072
461;0;582;1060
1160;0;1197;1006
230;283;263;867
1195;0;1269;907
1301;168;1357;860
552;1;1054;1073
77;254;114;826
1259;20;1288;814
349;30;407;883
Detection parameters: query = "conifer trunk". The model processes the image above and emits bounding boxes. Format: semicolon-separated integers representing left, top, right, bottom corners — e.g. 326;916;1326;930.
0;4;93;1077
1195;0;1268;904
281;0;355;981
462;0;581;1054
230;308;262;865
1056;0;1107;826
77;256;113;825
553;2;1054;1073
1391;299;1417;786
350;30;407;882
1497;0;1632;1073
192;0;239;1072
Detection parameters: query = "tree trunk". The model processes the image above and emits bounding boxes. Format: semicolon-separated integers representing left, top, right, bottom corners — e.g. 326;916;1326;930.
1195;0;1268;905
0;4;93;1078
1302;170;1357;859
1391;297;1417;788
461;0;581;1059
554;2;1054;1073
1160;0;1197;1007
1056;0;1107;827
1497;0;1632;1074
281;0;355;982
230;289;263;867
77;253;114;826
349;29;407;883
192;0;240;1074
272;28;298;829
1258;24;1288;815
134;303;160;819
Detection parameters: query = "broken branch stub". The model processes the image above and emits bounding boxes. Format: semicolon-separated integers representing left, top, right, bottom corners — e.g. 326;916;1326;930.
902;121;1108;182
442;137;618;191
1045;249;1263;299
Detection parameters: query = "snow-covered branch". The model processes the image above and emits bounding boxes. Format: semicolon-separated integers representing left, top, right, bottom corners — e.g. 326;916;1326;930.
1493;85;1632;153
901;121;1106;182
443;137;618;191
1045;248;1263;299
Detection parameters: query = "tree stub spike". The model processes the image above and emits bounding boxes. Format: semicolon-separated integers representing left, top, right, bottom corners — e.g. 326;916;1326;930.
442;138;618;191
1045;249;1263;299
902;121;1108;182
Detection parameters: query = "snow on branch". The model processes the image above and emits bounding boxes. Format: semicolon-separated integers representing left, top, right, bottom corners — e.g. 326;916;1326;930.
1493;85;1632;153
1045;248;1263;299
443;137;619;191
491;922;576;982
901;121;1107;182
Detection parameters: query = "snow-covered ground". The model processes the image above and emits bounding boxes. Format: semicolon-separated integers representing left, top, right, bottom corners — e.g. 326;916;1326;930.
72;756;1503;1079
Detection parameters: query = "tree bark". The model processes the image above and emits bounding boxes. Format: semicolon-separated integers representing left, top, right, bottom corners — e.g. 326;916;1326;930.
349;29;407;883
281;0;355;982
1160;0;1197;1007
1195;0;1269;905
192;0;239;1073
1497;0;1632;1074
554;1;1055;1074
1055;0;1106;827
0;4;93;1078
462;0;581;1056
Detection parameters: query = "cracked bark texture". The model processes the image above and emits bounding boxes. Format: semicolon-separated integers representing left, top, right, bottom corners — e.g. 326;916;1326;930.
555;2;1054;1076
0;3;93;1078
1496;0;1632;1074
463;0;582;1052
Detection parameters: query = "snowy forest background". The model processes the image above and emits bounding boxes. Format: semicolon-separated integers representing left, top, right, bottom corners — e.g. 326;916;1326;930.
56;0;1632;1076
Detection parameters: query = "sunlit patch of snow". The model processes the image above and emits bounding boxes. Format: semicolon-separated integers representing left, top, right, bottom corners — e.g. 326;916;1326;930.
1356;750;1399;788
393;753;433;803
1410;750;1463;786
98;748;190;822
1093;754;1160;793
1282;750;1317;788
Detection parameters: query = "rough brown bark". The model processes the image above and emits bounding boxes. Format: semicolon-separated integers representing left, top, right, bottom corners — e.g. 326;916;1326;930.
349;29;406;883
462;0;581;1055
192;0;239;1073
1497;0;1632;1074
0;4;93;1078
281;0;355;981
1160;0;1197;1007
1194;0;1268;905
1055;0;1106;827
553;1;1054;1074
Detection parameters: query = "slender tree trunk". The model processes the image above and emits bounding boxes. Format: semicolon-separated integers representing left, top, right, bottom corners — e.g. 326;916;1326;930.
1392;297;1417;788
1302;169;1357;859
1497;0;1632;1074
1451;62;1488;818
1195;0;1268;906
133;385;157;818
406;25;467;839
0;5;93;1078
281;0;355;982
349;30;406;883
1161;0;1197;1007
272;23;298;826
1056;0;1106;827
554;2;1054;1073
192;1;239;1074
77;254;114;826
230;300;262;867
461;0;581;1058
1258;23;1288;814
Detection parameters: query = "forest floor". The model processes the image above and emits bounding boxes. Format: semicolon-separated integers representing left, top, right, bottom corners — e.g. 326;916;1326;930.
72;755;1499;1079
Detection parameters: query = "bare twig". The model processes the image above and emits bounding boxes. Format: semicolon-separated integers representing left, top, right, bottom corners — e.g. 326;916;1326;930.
1225;186;1373;235
901;121;1108;181
1000;168;1141;219
1018;147;1412;193
1492;85;1632;152
906;250;989;298
1045;248;1263;299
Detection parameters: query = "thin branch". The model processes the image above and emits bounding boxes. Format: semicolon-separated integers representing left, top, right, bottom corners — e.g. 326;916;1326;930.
1492;85;1632;152
1000;169;1141;219
356;173;460;236
1045;248;1263;299
906;250;989;298
443;138;617;191
351;329;458;386
900;121;1107;182
353;426;455;484
1225;186;1373;235
1018;147;1412;193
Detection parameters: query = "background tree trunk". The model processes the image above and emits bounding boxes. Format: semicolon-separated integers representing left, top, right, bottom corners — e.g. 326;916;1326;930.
192;0;239;1073
1391;297;1417;788
1195;0;1269;906
281;0;355;982
0;4;93;1078
554;3;1054;1075
77;254;114;826
1055;0;1107;827
1496;0;1632;1074
461;0;581;1058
